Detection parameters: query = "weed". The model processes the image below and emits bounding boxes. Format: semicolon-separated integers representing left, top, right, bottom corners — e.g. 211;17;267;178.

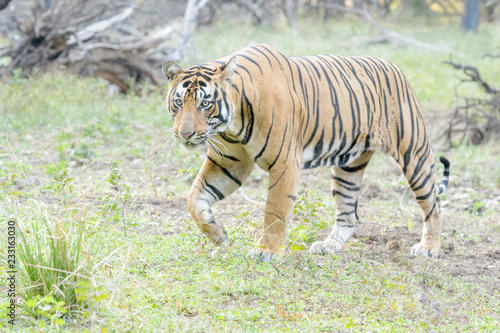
44;161;73;194
292;189;332;243
0;159;31;189
96;160;136;235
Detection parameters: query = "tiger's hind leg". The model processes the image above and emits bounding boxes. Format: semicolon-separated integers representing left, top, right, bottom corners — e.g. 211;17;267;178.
402;154;443;258
309;151;374;255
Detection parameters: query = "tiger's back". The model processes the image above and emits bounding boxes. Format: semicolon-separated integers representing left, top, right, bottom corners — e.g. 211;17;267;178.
221;46;429;174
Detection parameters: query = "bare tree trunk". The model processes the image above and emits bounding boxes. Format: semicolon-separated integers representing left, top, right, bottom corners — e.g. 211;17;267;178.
324;0;345;21
283;0;297;27
461;0;481;32
0;0;12;11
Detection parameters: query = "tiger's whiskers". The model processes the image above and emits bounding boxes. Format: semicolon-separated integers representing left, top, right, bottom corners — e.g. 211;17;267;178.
209;135;228;154
207;136;228;159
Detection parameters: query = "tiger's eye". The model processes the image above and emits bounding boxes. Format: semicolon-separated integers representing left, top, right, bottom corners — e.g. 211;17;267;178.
174;98;183;107
201;100;209;107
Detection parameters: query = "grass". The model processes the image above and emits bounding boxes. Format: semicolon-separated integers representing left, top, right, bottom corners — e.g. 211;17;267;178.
1;16;500;332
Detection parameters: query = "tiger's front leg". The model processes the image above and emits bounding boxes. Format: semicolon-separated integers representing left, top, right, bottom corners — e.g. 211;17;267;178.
187;151;254;244
249;165;299;262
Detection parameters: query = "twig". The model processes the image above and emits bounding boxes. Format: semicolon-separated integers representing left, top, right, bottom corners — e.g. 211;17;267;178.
443;60;500;94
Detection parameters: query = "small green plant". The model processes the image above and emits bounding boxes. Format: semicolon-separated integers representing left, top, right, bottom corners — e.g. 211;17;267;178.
97;161;135;234
23;294;68;326
292;189;332;243
54;130;74;160
0;159;32;190
107;161;131;201
44;160;73;197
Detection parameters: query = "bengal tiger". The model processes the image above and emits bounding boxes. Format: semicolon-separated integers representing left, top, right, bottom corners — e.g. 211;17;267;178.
161;44;450;262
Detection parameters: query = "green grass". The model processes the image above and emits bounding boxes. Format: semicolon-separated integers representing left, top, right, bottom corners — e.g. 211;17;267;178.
0;71;168;135
1;16;500;332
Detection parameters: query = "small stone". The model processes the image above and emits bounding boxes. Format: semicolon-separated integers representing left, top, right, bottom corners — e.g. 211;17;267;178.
19;176;41;189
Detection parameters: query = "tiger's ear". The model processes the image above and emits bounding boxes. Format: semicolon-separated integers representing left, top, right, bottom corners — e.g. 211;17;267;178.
162;61;184;81
220;57;237;83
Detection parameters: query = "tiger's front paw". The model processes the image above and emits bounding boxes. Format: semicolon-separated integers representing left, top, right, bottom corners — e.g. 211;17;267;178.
309;238;343;255
410;242;439;259
248;247;281;263
202;226;228;245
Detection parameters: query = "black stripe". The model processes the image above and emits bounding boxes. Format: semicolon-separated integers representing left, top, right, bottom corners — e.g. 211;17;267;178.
249;45;273;69
331;175;356;186
268;122;288;170
298;57;322;79
214;151;240;162
201;175;224;201
339;161;369;173
425;198;438;220
269;167;288;191
241;93;254;144
207;156;242;186
416;185;435;201
335;182;361;192
254;110;274;161
234;54;264;75
411;168;433;192
260;45;284;67
338;210;356;216
220;132;240;144
332;190;353;199
206;183;224;201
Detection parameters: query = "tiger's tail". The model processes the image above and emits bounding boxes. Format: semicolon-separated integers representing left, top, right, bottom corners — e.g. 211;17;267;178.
437;156;450;195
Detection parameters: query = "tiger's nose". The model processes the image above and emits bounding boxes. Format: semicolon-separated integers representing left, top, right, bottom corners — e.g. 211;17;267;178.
180;131;195;139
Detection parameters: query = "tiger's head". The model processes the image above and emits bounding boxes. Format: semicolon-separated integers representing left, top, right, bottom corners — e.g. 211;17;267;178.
162;57;237;150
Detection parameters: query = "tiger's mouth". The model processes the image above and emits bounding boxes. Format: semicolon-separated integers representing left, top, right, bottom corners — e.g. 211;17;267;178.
182;141;206;150
174;130;219;151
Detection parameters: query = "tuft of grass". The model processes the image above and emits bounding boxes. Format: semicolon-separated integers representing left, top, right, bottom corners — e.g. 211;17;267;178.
15;207;93;320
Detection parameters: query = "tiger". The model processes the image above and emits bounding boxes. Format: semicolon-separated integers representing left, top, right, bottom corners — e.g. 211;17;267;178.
161;44;450;262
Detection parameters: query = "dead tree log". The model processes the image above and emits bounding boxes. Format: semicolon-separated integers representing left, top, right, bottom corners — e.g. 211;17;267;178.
0;0;210;93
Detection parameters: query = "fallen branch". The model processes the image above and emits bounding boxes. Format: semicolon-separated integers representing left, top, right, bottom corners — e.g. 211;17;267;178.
66;6;135;46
